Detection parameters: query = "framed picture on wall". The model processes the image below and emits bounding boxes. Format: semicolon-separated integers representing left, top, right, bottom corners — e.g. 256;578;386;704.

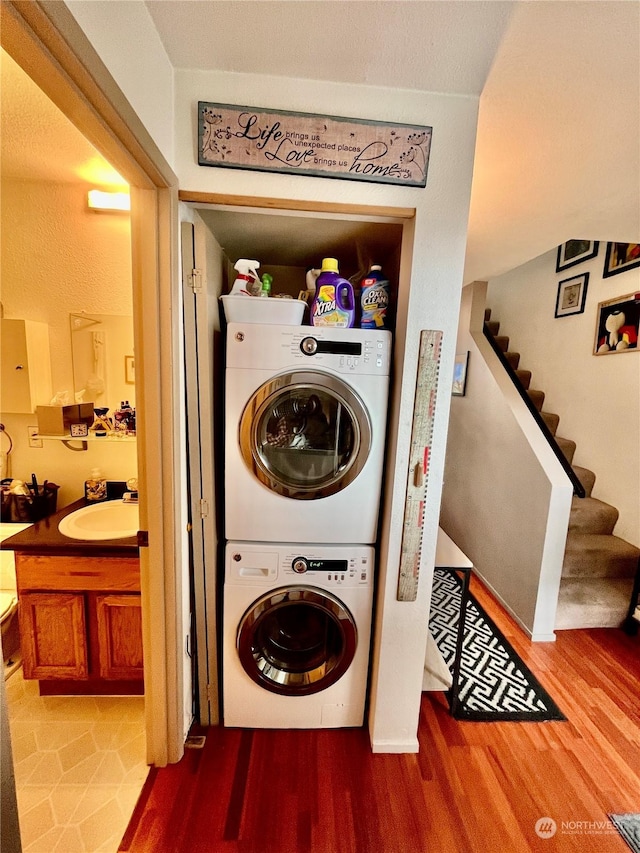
452;351;469;396
593;292;640;355
556;240;599;272
554;272;589;318
124;355;135;384
602;243;640;278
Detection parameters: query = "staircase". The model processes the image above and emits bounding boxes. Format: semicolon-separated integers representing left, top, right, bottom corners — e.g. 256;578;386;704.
485;309;640;630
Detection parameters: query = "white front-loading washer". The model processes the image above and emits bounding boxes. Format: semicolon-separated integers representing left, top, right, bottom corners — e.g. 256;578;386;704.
224;322;392;543
223;541;374;729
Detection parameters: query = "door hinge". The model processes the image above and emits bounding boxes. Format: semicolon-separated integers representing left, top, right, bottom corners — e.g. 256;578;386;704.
199;499;209;518
189;268;203;293
137;530;149;547
206;683;216;702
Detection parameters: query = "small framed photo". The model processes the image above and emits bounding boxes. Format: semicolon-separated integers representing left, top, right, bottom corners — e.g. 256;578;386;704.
554;272;589;318
556;240;599;272
124;355;135;384
452;351;469;396
594;292;640;355
602;243;640;278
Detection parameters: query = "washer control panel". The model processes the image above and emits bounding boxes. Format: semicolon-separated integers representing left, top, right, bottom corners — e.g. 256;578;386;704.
286;552;371;586
226;543;373;587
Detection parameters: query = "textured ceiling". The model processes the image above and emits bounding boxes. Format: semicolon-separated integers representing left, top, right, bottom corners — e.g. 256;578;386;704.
0;50;125;188
144;0;514;95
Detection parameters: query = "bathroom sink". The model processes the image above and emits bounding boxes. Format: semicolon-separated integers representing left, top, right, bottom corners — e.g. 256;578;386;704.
58;501;139;541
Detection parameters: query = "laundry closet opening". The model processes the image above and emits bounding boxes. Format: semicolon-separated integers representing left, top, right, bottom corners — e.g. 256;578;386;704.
179;194;415;730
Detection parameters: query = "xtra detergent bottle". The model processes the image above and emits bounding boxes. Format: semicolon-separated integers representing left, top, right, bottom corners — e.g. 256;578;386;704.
360;264;391;329
310;258;356;327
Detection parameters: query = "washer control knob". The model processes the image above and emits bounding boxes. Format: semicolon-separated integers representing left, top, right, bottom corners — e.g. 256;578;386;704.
292;557;308;574
300;336;318;356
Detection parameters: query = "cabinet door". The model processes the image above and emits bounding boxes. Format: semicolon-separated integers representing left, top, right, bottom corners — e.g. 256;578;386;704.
19;592;88;679
0;319;52;413
96;594;144;680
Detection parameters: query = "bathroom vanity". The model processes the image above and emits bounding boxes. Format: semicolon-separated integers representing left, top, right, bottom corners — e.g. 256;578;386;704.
1;499;142;695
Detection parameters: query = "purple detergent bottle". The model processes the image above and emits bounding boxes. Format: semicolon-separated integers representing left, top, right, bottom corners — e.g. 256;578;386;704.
310;258;356;328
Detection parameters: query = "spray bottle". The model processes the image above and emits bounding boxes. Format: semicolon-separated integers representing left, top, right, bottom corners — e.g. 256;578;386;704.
230;259;261;296
259;273;272;298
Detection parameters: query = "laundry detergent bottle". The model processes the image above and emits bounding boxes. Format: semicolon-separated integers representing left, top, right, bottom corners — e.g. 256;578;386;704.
360;264;391;329
310;258;355;327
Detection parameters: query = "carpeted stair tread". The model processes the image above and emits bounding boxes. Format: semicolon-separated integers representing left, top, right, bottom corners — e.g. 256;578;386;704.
494;335;510;352
572;465;596;497
486;320;500;336
569;496;619;534
562;532;640;578
556;577;635;629
541;411;560;434
487;307;637;632
527;389;545;410
555;436;576;464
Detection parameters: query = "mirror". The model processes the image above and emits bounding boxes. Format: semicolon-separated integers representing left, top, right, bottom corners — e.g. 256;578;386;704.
70;313;135;410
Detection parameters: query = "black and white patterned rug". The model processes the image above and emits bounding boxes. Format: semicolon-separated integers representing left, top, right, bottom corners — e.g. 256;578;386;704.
609;814;640;853
429;568;566;722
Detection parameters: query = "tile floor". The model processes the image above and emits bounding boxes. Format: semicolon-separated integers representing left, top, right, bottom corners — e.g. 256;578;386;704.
5;667;148;852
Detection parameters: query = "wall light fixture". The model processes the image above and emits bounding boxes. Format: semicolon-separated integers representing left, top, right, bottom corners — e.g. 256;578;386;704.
87;190;131;212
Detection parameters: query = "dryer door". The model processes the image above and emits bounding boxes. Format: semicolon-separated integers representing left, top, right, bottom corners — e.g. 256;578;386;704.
239;371;371;499
236;585;358;696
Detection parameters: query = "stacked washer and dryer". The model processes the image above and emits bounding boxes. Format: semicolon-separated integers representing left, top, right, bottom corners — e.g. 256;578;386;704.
223;322;392;728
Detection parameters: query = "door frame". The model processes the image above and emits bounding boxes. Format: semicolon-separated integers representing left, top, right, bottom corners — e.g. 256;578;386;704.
1;1;183;766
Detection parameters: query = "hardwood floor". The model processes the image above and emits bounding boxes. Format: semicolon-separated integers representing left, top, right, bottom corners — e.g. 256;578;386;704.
120;577;639;852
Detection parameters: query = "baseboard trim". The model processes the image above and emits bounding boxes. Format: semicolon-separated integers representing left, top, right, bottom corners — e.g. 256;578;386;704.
474;571;557;643
370;738;419;754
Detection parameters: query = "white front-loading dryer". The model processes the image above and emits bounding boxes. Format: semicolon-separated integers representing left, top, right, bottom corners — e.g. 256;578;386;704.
223;541;374;729
224;323;392;543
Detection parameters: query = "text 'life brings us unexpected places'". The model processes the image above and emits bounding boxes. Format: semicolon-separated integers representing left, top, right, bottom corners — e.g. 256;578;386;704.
198;102;432;188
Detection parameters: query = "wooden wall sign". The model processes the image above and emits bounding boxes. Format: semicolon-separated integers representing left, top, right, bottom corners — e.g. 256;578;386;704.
198;102;432;188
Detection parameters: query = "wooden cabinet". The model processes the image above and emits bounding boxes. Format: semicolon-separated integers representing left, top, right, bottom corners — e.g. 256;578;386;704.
96;594;144;679
16;553;142;692
19;592;88;680
0;318;52;413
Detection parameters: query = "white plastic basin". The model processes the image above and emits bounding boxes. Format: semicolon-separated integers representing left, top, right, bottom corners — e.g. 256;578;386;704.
58;501;139;541
220;294;305;325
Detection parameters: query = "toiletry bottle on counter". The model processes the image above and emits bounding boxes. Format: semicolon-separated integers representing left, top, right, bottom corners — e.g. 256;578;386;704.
360;264;391;329
310;258;355;328
85;468;107;502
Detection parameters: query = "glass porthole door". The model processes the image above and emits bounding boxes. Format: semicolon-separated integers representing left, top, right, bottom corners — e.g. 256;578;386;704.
239;371;372;499
236;586;358;696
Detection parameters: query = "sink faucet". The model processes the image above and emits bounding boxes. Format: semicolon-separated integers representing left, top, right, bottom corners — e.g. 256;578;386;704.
123;477;138;503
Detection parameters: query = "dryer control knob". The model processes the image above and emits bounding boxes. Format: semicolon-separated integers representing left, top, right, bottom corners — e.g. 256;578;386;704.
292;557;308;574
300;336;318;355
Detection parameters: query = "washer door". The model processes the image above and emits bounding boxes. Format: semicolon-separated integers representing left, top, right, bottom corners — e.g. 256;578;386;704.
239;371;371;499
236;585;358;696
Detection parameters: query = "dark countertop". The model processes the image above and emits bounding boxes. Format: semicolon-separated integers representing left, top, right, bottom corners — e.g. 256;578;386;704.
0;498;139;557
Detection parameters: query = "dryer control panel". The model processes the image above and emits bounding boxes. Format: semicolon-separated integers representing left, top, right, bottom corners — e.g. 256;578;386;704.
226;322;392;376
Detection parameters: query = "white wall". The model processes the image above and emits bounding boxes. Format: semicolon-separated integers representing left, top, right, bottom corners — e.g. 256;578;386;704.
174;69;479;750
1;179;137;507
62;3;480;749
65;0;175;169
487;247;640;548
440;282;573;640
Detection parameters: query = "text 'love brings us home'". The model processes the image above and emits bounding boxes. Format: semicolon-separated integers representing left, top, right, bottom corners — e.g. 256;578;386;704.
198;102;432;188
